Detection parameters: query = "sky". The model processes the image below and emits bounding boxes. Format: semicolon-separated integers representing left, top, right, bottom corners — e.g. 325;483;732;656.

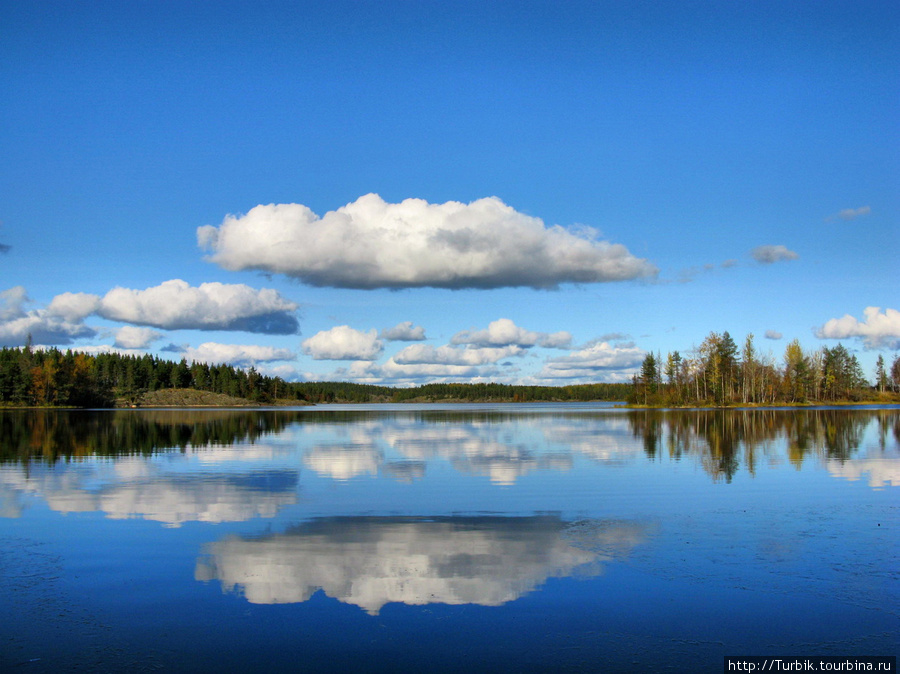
1;0;898;387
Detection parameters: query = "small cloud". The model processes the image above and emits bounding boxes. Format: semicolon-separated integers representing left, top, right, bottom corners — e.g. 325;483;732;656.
825;206;871;222
114;326;164;349
393;344;524;366
180;342;296;367
380;321;427;341
764;330;783;340
451;318;571;349
538;340;646;382
0;243;10;254
750;245;798;265
0;286;96;346
47;292;101;322
302;326;383;361
721;259;738;269
816;306;900;349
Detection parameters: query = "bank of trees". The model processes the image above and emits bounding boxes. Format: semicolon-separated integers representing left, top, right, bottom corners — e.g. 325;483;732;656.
0;346;630;407
0;346;298;407
630;331;898;406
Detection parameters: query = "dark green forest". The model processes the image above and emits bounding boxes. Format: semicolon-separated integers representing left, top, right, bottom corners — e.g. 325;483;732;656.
0;345;629;407
1;333;897;409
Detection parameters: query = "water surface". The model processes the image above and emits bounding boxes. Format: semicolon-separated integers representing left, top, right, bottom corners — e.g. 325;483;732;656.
1;405;897;672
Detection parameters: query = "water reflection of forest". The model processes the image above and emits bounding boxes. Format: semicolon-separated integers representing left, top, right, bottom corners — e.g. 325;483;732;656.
627;408;900;481
1;408;897;485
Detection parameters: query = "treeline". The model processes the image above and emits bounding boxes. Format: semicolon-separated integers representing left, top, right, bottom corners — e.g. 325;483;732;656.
0;346;629;407
631;331;900;406
390;381;630;402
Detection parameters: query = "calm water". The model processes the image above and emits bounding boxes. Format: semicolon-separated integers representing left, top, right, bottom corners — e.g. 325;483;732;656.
1;404;897;672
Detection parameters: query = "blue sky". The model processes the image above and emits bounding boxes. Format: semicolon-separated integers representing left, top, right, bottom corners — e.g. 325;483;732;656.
1;0;897;386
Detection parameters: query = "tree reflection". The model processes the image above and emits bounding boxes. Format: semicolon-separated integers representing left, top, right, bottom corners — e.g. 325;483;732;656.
625;408;893;482
0;409;304;463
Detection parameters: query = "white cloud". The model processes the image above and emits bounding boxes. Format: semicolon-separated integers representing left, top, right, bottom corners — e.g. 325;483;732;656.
750;245;798;264
47;292;101;322
97;279;299;333
393;343;524;366
539;341;645;381
114;326;164;349
198;194;658;289
0;286;28;321
177;342;296;367
380;321;426;341
336;359;505;385
764;330;783;340
301;325;383;361
826;205;871;222
451;318;572;349
816;307;900;349
0;286;96;346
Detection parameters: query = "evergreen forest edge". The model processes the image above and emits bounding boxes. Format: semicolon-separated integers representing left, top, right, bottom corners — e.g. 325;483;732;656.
1;331;899;408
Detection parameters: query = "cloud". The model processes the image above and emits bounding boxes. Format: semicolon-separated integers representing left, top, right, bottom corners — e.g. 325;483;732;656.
0;286;96;346
393;343;524;366
750;245;798;264
332;359;505;385
47;292;101;322
171;342;296;367
826;206;871;222
0;243;10;254
198;194;658;289
538;340;646;381
380;321;426;341
764;330;783;340
301;325;383;361
114;326;164;349
97;280;299;333
816;307;900;349
451;318;572;349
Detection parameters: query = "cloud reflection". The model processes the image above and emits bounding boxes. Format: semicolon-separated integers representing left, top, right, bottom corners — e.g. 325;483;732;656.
195;516;650;614
0;458;299;526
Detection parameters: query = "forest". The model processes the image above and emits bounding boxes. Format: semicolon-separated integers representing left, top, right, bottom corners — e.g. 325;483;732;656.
0;345;629;407
629;331;900;406
0;331;897;409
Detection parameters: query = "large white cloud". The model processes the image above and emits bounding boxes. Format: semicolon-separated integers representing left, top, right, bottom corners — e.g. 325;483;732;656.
97;280;299;333
816;307;900;349
452;318;572;349
301;325;384;361
0;286;97;346
750;244;798;264
198;194;658;289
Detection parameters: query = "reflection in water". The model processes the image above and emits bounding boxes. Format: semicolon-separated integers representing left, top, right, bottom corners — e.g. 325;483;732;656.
195;516;650;614
627;408;900;483
303;444;384;480
0;461;300;526
1;407;897;492
0;409;305;463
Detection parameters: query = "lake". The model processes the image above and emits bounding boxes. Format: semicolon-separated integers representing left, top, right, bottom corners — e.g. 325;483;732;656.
1;404;897;672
